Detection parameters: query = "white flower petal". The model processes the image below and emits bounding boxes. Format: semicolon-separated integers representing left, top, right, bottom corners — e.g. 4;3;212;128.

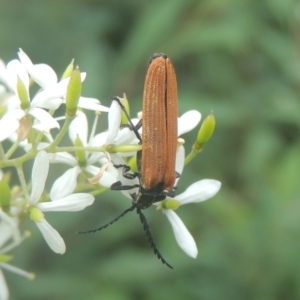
175;145;185;185
106;100;121;143
5;94;20;111
90;132;108;147
6;59;29;94
37;193;94;212
30;150;49;204
176;179;221;205
69;110;88;145
31;76;70;105
0;263;32;279
50;166;81;200
178;110;201;136
0;223;13;248
0;212;20;248
31;96;63;110
18;49;58;88
0;60;11;89
164;210;198;258
78;97;109;112
28;64;57;89
29;107;60;132
87;152;106;165
114;127;138;145
85;165;118;187
48;152;77;166
0;268;9;300
35;219;66;254
31;72;86;107
0;109;25;142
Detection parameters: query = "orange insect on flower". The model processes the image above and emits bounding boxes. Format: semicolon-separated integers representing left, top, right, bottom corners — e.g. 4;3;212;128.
79;53;178;269
138;53;178;202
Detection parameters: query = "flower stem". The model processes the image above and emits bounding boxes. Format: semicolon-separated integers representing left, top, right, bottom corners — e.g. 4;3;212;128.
16;165;30;201
0;149;37;168
47;114;74;151
5;140;20;159
0;143;5;159
184;149;201;165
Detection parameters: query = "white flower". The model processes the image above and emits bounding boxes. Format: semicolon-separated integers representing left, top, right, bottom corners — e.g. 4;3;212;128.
106;99;203;192
18;49;109;112
49;111;118;198
0;209;33;300
158;179;221;258
107;98;201;155
28;150;95;254
106;101;220;258
0;49;109;142
106;99;140;153
0;55;60;141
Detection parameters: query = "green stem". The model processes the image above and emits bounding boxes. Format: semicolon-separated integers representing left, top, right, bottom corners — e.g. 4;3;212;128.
5;140;20;159
47;114;74;151
0;149;37;169
184;149;199;165
16;165;30;201
0;143;5;160
50;146;105;153
47;144;142;154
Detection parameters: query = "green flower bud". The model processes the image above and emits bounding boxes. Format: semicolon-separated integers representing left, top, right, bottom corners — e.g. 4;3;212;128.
121;94;130;126
74;135;86;167
61;59;74;80
0;180;11;212
29;207;44;223
17;77;30;110
65;68;82;117
194;112;215;150
105;144;142;154
127;155;137;172
161;199;180;210
0;254;13;263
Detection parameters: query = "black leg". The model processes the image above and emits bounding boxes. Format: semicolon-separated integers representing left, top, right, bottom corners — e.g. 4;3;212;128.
113;164;139;180
111;181;140;191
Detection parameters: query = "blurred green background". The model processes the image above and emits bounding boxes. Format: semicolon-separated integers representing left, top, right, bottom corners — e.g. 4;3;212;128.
1;0;300;299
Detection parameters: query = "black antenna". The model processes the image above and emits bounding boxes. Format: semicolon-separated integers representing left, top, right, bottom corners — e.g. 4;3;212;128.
136;207;173;269
78;201;173;269
111;96;142;142
77;205;135;234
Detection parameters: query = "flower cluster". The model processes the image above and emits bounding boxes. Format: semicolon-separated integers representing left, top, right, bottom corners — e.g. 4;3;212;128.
0;50;221;299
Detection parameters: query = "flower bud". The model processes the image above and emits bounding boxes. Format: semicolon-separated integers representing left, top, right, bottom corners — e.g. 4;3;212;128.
161;199;180;210
194;112;215;150
61;59;74;80
127;156;137;172
17;77;30;110
121;94;130;126
0;180;11;212
0;254;13;263
74;135;86;167
29;207;44;223
65;68;82;117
